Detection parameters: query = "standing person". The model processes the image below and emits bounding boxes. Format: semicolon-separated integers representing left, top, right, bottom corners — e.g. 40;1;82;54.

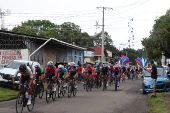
166;64;170;77
144;61;157;98
77;64;82;83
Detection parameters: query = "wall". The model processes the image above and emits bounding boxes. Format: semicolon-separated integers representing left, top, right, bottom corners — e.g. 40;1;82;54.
44;45;57;67
0;49;28;68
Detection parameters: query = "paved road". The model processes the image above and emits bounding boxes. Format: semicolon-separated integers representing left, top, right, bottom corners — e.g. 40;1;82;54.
0;78;147;113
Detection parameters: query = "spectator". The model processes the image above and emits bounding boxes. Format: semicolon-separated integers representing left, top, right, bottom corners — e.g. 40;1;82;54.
144;61;157;98
166;64;170;77
77;64;82;83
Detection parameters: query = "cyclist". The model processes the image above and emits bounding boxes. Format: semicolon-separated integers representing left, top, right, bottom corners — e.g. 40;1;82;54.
101;64;109;87
56;64;68;89
27;62;35;75
68;64;78;88
34;62;43;81
85;64;95;87
34;62;44;92
44;61;57;92
127;66;131;79
12;64;33;105
109;65;115;83
122;66;126;80
113;66;121;87
93;64;102;87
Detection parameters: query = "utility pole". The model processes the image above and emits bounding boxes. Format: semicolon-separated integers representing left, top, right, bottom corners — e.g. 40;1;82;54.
96;7;113;65
0;8;11;29
128;18;134;48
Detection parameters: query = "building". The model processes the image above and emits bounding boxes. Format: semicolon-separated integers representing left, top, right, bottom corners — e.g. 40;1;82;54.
89;46;107;62
0;30;86;68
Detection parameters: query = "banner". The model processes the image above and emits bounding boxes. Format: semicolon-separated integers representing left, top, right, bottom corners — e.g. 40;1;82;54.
84;51;94;57
0;49;28;68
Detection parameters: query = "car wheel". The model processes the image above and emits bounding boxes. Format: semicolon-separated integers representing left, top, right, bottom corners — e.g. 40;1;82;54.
143;91;146;94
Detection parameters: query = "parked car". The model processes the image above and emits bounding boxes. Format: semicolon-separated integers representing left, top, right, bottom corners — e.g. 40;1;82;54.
142;67;170;94
0;59;37;86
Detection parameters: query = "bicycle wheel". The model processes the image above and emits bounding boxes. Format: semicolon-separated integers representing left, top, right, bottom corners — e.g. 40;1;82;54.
90;81;92;91
52;90;56;101
68;84;72;98
58;82;61;98
27;89;35;112
62;87;66;96
73;87;77;96
39;83;44;99
46;85;50;103
34;84;38;98
86;83;88;92
16;92;24;113
103;79;106;91
115;77;117;91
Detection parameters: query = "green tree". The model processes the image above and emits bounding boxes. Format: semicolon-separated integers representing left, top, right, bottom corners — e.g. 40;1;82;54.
142;9;170;58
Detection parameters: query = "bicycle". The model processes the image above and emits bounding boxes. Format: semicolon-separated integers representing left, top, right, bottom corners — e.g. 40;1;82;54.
103;75;107;91
68;77;77;98
94;74;100;89
57;78;67;98
109;74;114;86
46;78;56;103
34;79;44;99
86;75;92;92
115;75;118;91
16;83;35;113
122;73;125;82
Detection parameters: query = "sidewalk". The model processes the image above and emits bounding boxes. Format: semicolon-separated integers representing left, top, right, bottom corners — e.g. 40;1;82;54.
162;94;170;113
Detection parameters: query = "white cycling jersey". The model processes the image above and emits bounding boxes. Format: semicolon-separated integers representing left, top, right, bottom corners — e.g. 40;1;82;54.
13;66;33;78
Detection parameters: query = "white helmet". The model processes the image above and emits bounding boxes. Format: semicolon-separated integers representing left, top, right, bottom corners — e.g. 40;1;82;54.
34;62;40;68
47;61;53;66
58;64;64;69
27;62;32;67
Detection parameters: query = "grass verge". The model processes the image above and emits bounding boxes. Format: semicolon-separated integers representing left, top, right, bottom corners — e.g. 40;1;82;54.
0;86;18;102
147;92;169;113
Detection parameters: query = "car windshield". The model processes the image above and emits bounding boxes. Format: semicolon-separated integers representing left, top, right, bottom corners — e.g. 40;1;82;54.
145;68;166;77
6;61;25;69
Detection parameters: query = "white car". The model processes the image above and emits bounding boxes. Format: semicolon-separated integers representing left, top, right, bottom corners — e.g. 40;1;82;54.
0;60;37;86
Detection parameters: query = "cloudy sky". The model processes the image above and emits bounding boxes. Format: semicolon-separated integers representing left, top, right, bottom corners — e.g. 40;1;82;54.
0;0;170;50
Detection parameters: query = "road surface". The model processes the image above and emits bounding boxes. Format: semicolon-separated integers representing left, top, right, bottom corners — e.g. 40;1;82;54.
0;77;147;113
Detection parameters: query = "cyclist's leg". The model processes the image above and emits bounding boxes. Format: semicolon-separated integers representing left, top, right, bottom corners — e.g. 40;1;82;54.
117;75;121;86
106;75;108;86
26;77;32;105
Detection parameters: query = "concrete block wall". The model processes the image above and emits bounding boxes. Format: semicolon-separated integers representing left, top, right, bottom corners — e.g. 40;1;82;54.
44;45;57;67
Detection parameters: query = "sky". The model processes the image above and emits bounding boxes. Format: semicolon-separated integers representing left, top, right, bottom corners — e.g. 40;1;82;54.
0;0;170;50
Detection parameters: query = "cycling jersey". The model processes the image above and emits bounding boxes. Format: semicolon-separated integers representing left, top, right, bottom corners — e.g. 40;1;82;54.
122;67;126;73
85;67;93;75
56;68;67;78
109;67;115;74
35;67;43;79
69;68;77;78
101;67;109;75
94;67;102;74
45;66;57;77
13;66;33;78
114;68;120;76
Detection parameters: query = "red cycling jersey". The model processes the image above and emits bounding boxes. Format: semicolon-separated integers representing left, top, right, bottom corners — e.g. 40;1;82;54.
109;67;115;71
45;66;57;75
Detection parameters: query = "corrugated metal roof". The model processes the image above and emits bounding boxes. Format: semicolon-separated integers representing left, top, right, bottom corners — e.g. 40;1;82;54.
0;30;86;50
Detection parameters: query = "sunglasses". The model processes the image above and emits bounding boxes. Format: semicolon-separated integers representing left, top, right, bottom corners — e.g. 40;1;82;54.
48;65;53;67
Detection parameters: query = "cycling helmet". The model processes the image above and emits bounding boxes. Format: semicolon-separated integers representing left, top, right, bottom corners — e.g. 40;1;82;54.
87;64;91;68
103;64;107;67
34;62;40;68
71;64;76;68
27;62;32;67
47;61;53;66
58;64;64;69
19;64;27;72
97;65;100;68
